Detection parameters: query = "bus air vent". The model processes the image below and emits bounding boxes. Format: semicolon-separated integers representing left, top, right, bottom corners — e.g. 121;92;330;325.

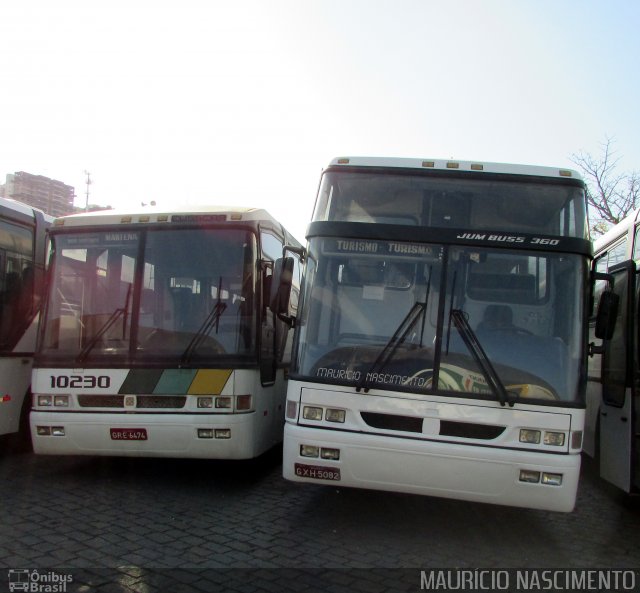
78;395;125;408
136;396;187;409
439;420;505;440
360;412;423;433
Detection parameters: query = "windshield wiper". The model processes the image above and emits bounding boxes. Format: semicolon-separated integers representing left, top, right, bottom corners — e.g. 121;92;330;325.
356;300;427;393
449;309;513;407
181;278;227;365
76;285;132;364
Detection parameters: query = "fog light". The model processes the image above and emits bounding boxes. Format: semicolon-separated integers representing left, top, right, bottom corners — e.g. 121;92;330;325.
38;395;52;407
215;397;232;409
215;429;231;439
303;406;323;421
571;430;583;450
36;426;51;436
542;472;563;486
286;400;298;419
325;408;346;423
519;469;541;483
519;429;541;444
236;395;252;411
198;397;213;409
197;428;214;438
300;444;319;458
51;427;65;437
54;395;69;407
543;431;565;446
321;448;340;460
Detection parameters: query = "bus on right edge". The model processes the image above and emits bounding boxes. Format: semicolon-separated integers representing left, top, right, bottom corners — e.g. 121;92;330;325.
282;157;592;512
585;210;640;495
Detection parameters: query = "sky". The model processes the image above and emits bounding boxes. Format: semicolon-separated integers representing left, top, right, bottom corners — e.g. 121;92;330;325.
1;0;639;242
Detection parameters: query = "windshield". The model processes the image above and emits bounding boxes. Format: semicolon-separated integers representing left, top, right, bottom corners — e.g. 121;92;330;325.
294;237;588;404
40;228;257;363
313;171;588;239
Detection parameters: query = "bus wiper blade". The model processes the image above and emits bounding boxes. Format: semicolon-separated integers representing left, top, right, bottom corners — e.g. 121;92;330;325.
180;301;227;365
356;300;427;393
449;309;513;407
76;308;126;364
77;283;132;364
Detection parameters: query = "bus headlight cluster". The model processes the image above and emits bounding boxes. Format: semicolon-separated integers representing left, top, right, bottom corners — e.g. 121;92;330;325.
519;429;565;447
36;426;66;436
36;395;70;407
519;470;563;486
302;406;345;423
197;395;252;411
300;444;340;460
197;428;231;439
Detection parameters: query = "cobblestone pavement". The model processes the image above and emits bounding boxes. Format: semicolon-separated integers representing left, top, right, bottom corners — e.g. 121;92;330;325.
0;444;638;592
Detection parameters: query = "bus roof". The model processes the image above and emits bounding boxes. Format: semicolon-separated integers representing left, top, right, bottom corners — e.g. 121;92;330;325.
327;157;583;181
593;208;640;253
0;196;53;225
53;205;284;229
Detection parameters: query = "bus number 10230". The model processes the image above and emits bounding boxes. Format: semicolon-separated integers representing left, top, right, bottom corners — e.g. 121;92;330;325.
50;375;111;389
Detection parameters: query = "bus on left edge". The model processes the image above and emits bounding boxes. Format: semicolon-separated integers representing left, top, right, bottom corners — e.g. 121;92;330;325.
0;197;51;449
30;205;302;459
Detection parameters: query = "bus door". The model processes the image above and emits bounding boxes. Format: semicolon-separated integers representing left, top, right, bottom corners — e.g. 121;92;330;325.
599;260;639;493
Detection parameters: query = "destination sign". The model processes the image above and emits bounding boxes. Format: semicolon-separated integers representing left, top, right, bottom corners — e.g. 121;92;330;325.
323;238;437;259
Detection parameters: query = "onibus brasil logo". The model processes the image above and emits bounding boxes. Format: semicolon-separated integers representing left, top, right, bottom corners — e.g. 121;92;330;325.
7;569;73;593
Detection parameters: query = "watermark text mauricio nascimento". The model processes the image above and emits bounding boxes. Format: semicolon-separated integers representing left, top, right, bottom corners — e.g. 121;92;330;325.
419;569;637;591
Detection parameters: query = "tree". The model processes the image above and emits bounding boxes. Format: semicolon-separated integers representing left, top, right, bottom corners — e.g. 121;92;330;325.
570;137;640;237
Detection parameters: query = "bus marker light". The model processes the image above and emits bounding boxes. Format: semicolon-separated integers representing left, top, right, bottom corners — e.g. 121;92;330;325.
571;431;583;450
197;397;213;409
519;429;541;444
300;444;319;458
37;426;51;436
38;395;53;407
51;427;65;437
215;397;232;409
303;406;323;421
1;395;10;403
286;400;298;419
197;429;214;439
215;429;231;439
236;395;252;411
321;448;340;460
543;431;565;446
519;470;540;483
325;408;345;423
542;472;563;486
54;395;70;407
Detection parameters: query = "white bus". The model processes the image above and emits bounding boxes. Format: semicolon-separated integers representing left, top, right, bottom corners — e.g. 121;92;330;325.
281;157;592;512
585;209;640;494
31;206;302;459
0;198;51;448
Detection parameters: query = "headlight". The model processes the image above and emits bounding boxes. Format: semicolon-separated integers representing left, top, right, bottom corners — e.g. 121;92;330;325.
303;406;323;421
519;429;541;444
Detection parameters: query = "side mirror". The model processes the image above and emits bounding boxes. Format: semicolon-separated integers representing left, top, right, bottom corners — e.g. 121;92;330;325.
270;257;295;327
595;290;619;341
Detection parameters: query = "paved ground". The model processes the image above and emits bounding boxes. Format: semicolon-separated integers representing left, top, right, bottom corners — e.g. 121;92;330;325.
0;443;638;592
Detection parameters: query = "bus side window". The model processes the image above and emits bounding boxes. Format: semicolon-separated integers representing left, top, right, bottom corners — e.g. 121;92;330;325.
633;225;640;262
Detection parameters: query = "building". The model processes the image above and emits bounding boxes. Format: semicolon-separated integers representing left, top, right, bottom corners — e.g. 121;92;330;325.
2;172;75;218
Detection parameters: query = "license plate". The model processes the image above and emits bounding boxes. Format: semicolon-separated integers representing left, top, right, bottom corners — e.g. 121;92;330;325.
110;428;148;441
294;463;340;481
